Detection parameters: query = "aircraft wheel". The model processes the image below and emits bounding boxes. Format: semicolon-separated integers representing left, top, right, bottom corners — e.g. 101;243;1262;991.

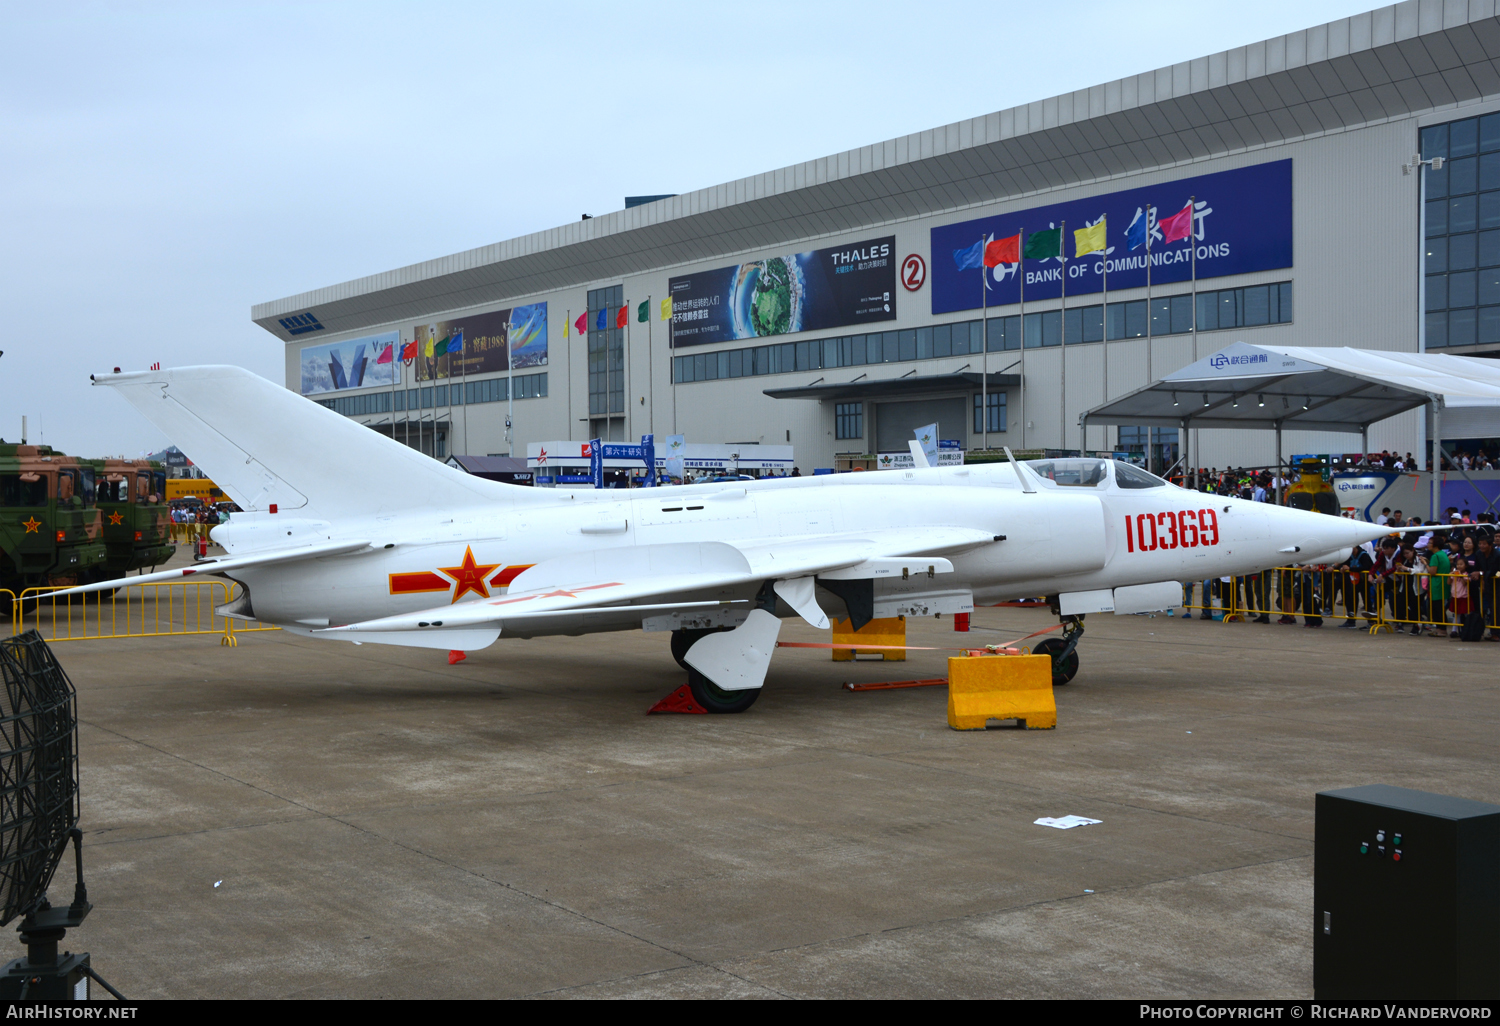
685;666;761;714
669;626;729;670
1032;637;1080;685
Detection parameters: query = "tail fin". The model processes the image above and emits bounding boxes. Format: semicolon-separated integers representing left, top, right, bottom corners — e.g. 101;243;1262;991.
98;365;551;518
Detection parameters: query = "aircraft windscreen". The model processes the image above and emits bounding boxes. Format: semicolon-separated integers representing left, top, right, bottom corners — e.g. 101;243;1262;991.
1025;458;1109;487
1112;461;1167;489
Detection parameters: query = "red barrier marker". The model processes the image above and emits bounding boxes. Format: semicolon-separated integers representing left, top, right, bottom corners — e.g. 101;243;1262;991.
448;650;466;665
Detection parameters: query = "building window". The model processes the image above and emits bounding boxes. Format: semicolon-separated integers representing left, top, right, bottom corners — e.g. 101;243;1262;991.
973;391;1006;434
670;282;1292;385
835;403;863;440
587;285;624;422
1117;426;1179;474
1422;113;1500;347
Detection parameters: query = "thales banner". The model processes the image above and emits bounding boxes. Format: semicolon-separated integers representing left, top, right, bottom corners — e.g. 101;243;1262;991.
413;302;548;382
668;236;896;348
930;160;1292;315
300;332;400;396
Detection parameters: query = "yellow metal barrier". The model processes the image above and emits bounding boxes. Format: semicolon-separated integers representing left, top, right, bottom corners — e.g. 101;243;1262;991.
7;580;279;645
1178;568;1497;637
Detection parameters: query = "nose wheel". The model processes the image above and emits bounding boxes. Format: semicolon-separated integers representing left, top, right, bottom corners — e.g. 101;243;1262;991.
1032;616;1083;685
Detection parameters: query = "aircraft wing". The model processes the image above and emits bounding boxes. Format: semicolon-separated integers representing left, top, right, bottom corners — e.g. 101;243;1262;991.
44;539;374;596
316;529;994;641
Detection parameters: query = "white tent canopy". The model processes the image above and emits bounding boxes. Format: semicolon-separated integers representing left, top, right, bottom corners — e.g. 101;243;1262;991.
1080;341;1500;439
1079;342;1500;517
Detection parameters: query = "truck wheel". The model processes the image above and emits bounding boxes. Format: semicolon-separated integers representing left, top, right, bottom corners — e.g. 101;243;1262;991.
685;667;761;714
1032;637;1080;685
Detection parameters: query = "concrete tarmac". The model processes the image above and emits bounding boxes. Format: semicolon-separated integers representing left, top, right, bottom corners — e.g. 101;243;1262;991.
23;595;1500;999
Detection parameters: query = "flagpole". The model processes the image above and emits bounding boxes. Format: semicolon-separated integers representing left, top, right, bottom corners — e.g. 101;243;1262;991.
566;309;573;443
1101;218;1109;458
1145;206;1154;474
507;327;515;457
646;296;653;436
461;330;468;457
1146;204;1153;383
981;234;988;453
669;302;677;434
1019;228;1027;451
1059;220;1067;455
1189;195;1198;489
389;334;398;447
624;300;632;453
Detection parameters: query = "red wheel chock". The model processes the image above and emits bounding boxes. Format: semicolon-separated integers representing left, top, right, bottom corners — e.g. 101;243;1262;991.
648;682;707;714
448;650;467;665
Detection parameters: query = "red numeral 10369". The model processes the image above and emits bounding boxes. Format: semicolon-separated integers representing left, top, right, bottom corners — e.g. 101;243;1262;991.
1125;509;1219;552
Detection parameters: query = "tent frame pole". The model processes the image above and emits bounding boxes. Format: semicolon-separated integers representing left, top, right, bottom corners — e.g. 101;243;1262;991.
1274;421;1283;505
1430;396;1441;521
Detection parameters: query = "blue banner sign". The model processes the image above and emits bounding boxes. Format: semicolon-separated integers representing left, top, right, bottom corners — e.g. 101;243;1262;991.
669;236;896;348
930;160;1292;315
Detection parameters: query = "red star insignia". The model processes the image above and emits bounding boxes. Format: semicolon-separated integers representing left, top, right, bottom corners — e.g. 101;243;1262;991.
437;546;500;603
107;511;125;525
22;517;41;534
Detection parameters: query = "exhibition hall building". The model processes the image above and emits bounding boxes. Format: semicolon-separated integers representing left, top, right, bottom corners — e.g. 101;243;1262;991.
254;1;1500;476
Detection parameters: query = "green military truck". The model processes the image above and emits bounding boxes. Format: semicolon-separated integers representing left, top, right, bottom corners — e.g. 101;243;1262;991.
0;443;109;603
90;457;174;576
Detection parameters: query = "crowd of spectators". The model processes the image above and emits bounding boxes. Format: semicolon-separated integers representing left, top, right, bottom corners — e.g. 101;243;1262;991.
1185;506;1499;639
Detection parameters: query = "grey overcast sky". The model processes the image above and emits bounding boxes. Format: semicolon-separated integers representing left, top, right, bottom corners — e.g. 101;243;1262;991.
3;0;1379;457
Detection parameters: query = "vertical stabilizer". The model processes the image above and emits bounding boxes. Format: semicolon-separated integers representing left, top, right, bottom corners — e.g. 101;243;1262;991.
96;365;551;519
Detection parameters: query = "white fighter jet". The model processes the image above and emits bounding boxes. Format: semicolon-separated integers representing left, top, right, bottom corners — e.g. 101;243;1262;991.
58;366;1403;713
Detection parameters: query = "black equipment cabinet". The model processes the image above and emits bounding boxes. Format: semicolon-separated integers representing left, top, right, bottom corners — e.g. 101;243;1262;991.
1314;784;1500;999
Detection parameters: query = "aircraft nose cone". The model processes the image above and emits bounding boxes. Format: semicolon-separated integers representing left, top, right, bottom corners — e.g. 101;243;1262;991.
1270;504;1363;558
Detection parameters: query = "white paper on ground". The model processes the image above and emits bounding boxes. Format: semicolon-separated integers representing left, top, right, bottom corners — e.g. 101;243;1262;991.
1034;815;1102;829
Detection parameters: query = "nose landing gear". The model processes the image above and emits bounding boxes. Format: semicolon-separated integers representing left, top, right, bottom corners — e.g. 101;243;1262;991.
1034;607;1083;685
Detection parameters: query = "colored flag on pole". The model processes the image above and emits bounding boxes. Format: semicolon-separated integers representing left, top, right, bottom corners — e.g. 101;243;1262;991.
1126;208;1148;251
575;311;588;336
446;330;464;354
1074;219;1107;257
953;240;983;271
422;337;435;358
1023;228;1061;260
1159;201;1193;244
615;306;628;329
984;234;1020;266
660;297;673;321
376;344;393;364
637;300;649;323
596;308;607;331
401;341;418;360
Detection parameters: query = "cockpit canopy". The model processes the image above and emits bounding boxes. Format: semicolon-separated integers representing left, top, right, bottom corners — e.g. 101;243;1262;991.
1024;458;1167;490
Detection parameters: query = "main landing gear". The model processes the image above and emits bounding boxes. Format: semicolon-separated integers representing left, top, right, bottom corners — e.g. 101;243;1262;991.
669;627;760;714
1037;604;1084;685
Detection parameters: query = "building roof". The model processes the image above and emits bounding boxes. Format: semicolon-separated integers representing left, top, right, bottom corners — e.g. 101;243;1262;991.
255;2;1500;342
764;371;1022;402
1080;340;1500;434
